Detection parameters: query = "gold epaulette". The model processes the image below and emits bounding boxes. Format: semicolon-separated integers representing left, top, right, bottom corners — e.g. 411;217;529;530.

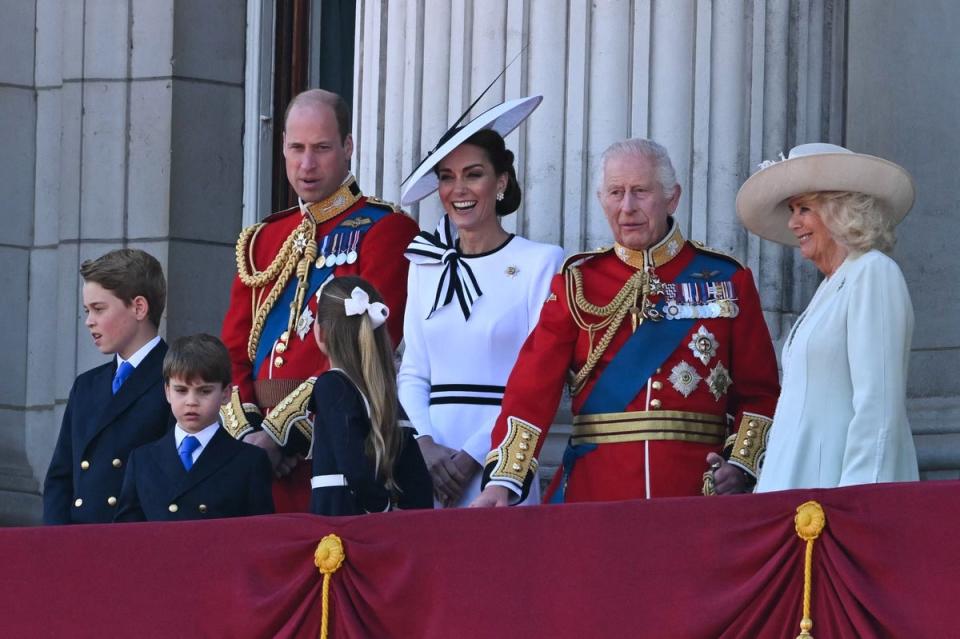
220;386;262;440
690;240;745;269
485;416;542;488
261;378;317;446
727;412;773;478
561;246;612;274
364;195;405;215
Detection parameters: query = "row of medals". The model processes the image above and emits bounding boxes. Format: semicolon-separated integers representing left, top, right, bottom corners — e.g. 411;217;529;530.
316;230;360;267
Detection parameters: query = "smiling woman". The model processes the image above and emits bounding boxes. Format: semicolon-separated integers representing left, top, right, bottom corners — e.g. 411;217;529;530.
397;96;564;508
736;143;919;491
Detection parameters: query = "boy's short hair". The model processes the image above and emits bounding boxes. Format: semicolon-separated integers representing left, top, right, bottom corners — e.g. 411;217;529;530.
163;334;232;387
80;249;166;327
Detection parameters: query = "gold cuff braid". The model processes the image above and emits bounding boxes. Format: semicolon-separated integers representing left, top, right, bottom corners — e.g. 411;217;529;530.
486;417;542;487
728;412;773;478
220;386;261;440
261;377;316;446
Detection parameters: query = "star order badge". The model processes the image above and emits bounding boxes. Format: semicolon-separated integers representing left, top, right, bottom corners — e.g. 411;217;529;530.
688;325;719;365
706;361;733;400
295;307;315;340
669;361;701;398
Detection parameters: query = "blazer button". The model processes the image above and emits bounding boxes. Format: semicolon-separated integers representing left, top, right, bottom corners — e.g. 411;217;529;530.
168;504;179;513
274;356;285;368
652;381;663;390
650;399;662;409
107;496;117;507
80;460;90;470
112;458;122;468
74;498;83;507
198;504;208;514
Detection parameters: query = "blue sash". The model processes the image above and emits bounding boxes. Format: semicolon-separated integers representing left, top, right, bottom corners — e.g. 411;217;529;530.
252;206;389;377
552;251;739;502
579;252;738;415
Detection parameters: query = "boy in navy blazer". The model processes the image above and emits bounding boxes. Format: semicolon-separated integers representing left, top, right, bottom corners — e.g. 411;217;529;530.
116;334;274;521
44;249;173;524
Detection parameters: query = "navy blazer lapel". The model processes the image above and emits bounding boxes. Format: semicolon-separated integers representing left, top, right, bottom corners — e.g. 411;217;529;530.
95;340;167;436
77;362;117;442
155;429;188;486
170;427;238;499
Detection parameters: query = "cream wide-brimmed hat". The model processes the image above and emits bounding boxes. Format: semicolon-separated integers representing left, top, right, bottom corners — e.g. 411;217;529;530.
400;95;542;206
735;143;915;246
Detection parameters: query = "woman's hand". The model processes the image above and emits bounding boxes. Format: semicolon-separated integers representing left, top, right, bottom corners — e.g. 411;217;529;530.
706;452;750;494
418;437;470;505
470;485;510;508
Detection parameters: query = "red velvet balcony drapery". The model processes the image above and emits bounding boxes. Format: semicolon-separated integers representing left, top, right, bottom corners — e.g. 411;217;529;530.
2;481;957;638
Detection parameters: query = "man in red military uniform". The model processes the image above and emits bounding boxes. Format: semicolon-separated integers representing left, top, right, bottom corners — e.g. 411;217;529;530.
221;89;419;511
473;138;780;506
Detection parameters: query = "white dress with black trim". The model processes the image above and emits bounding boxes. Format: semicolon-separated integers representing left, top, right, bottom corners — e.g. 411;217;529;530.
399;232;564;507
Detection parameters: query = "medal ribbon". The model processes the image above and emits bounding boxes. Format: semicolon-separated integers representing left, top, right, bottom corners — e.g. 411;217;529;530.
252;205;388;377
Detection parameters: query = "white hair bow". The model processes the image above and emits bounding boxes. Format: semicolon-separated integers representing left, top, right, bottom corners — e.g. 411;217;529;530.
344;287;390;329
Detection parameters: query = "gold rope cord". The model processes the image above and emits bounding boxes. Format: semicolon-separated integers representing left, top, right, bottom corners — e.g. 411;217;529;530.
566;267;645;395
793;501;826;639
314;534;346;639
238;217;317;361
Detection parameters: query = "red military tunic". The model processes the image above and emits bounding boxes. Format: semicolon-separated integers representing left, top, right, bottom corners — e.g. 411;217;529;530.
221;176;419;510
482;222;780;503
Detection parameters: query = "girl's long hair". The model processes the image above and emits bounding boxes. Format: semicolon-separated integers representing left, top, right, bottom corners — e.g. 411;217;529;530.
315;276;401;492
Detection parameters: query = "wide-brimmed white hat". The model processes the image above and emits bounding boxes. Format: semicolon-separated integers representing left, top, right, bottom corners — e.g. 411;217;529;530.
736;143;915;246
400;95;542;206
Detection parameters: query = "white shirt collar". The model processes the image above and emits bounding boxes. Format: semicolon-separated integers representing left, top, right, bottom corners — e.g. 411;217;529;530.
116;335;162;369
174;422;220;460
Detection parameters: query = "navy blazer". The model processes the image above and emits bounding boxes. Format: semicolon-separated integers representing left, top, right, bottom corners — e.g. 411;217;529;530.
310;370;433;516
115;426;274;522
43;340;173;524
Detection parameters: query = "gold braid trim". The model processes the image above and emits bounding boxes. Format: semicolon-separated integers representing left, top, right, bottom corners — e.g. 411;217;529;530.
219;386;262;440
728;412;773;478
261;377;316;446
486;416;542;487
238;217;318;362
565;266;645;395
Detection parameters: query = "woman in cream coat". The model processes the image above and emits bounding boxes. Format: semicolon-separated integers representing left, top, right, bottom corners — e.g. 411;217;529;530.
736;143;919;491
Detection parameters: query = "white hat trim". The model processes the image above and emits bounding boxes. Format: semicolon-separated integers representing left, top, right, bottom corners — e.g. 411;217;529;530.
400;95;543;206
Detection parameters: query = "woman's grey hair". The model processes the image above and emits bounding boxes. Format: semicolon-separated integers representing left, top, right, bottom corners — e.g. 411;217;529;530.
793;191;896;254
598;138;678;196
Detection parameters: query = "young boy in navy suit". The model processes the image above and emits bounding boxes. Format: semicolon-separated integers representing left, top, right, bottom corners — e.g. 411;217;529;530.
115;334;274;521
44;249;173;524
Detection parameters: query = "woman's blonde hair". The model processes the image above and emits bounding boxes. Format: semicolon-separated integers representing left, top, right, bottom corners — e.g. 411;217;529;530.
315;276;401;492
792;191;896;254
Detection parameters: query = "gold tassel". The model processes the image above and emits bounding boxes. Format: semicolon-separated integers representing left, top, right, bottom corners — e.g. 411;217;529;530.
314;534;346;639
793;501;826;639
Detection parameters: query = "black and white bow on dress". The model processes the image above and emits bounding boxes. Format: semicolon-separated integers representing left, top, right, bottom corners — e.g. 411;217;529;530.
404;215;482;321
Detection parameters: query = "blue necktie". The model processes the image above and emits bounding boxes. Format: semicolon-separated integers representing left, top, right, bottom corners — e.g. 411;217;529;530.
112;361;134;394
179;436;200;471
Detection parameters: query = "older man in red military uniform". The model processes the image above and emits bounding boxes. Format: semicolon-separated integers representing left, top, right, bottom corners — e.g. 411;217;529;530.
473;139;780;506
221;89;419;511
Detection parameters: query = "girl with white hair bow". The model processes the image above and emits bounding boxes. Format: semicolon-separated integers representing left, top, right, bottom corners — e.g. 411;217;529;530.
308;276;433;515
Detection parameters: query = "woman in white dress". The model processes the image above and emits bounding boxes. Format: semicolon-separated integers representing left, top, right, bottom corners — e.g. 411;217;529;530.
398;96;564;507
737;143;919;491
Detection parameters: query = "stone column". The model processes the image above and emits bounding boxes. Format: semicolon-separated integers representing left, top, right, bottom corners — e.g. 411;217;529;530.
0;0;247;525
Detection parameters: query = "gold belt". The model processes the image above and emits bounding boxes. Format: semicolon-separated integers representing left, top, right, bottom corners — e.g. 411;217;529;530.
571;410;727;446
254;378;307;411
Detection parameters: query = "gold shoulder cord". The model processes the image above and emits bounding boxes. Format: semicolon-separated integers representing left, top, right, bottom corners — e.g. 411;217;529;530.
565;266;647;395
235;217;318;361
